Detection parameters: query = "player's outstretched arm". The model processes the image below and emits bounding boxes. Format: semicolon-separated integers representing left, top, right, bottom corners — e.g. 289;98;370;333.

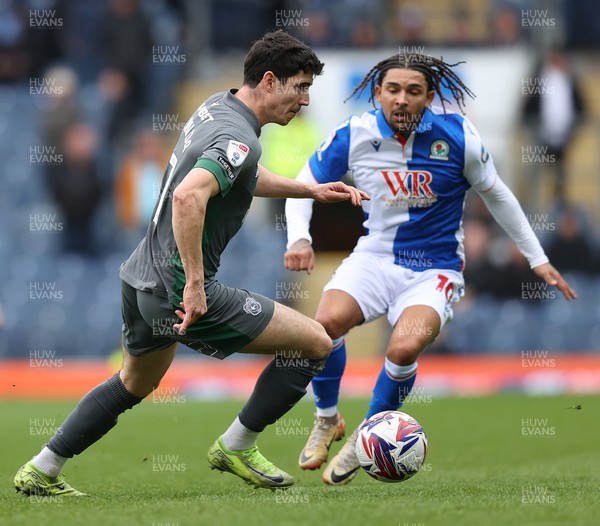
476;178;576;301
311;180;369;205
255;164;368;205
532;262;577;300
463;119;576;302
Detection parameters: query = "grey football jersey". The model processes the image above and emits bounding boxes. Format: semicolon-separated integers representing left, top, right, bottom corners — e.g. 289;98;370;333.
119;89;262;305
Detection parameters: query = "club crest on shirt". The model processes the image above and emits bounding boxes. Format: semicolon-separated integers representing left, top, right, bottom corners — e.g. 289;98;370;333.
243;297;262;316
227;140;249;167
429;139;449;160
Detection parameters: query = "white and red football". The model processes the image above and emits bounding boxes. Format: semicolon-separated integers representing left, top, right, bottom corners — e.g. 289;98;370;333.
355;410;427;482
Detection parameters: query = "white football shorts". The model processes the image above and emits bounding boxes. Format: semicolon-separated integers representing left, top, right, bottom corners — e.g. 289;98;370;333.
323;251;465;328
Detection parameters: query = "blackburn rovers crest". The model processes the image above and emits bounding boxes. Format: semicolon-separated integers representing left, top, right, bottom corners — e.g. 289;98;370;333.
429;139;449;160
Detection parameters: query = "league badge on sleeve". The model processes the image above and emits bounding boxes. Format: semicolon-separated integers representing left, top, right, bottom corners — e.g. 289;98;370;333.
480;144;490;163
227;140;250;167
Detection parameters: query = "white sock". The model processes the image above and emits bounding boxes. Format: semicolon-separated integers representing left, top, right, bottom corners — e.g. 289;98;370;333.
32;446;68;478
384;358;418;379
222;417;259;451
316;405;338;418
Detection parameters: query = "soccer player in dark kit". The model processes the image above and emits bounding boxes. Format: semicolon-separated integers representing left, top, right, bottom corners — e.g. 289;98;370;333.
14;30;368;496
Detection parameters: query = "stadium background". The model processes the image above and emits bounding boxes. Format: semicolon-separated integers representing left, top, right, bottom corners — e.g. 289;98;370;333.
1;0;599;400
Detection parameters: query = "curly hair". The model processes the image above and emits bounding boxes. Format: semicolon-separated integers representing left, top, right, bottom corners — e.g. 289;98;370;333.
347;54;475;114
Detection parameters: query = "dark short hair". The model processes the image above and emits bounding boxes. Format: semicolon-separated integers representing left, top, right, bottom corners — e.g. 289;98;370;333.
243;30;324;87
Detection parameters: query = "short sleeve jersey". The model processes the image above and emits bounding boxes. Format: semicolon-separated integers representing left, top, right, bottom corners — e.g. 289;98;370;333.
120;90;262;304
306;107;498;272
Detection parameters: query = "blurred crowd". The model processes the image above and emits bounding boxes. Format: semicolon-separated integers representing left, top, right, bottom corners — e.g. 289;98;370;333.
2;0;185;253
1;0;596;248
207;0;600;51
0;0;598;356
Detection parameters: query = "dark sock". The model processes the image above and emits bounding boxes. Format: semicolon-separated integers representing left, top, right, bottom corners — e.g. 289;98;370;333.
48;372;143;458
238;357;326;432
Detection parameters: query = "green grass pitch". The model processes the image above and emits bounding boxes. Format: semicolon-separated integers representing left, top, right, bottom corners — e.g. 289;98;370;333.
1;395;598;526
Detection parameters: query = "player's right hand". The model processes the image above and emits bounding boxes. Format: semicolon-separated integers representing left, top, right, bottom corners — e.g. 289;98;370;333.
284;239;315;274
173;281;207;335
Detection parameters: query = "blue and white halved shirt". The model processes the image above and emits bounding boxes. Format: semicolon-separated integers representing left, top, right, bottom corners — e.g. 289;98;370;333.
306;107;497;272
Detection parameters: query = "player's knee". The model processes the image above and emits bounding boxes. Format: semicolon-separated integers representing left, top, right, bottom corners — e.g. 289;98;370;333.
310;324;333;360
386;341;424;366
119;371;158;398
315;313;346;340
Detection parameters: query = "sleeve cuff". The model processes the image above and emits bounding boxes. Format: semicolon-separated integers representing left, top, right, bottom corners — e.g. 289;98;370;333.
286;233;313;250
528;254;549;269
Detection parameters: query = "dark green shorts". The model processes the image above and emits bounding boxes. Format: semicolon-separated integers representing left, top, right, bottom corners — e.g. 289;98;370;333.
121;280;274;359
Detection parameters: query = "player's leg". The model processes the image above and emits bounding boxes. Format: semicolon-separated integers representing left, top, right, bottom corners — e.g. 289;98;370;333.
300;253;391;472
226;300;332;442
47;344;178;460
322;307;440;486
238;300;332;357
312;253;389;422
368;305;440;417
14;344;178;497
370;269;464;417
208;301;333;488
323;269;464;486
313;290;364;417
119;342;178;396
15;282;177;497
298;289;364;470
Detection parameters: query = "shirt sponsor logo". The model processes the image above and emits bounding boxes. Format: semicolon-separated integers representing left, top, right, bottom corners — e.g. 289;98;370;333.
227;140;250;167
217;156;235;179
429;139;450;160
197;103;214;122
381;170;438;208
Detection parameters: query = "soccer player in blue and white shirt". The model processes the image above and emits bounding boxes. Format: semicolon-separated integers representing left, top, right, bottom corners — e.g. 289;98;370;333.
284;54;576;486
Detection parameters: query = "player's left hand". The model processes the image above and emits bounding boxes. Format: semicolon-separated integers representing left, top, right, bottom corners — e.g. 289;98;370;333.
311;182;369;206
532;262;577;300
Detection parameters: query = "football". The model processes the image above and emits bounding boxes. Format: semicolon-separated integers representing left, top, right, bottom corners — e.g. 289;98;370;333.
355;410;427;482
